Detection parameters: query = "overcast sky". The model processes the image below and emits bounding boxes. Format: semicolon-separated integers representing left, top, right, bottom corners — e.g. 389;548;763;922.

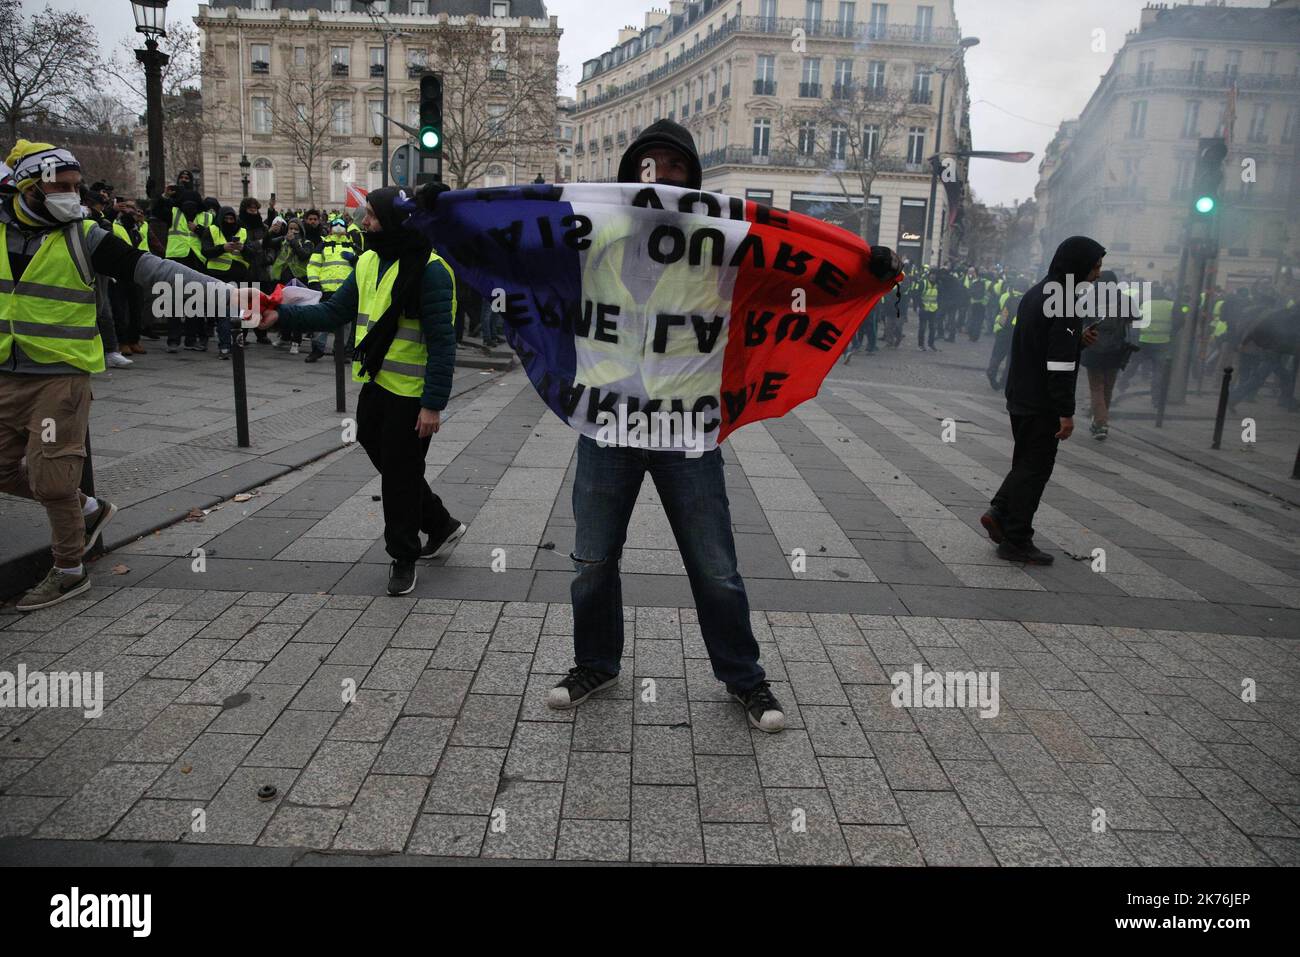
35;0;1266;205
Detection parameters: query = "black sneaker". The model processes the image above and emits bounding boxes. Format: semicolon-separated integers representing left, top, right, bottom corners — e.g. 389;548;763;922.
387;560;417;596
304;351;323;363
547;666;618;710
83;499;118;556
979;510;1005;544
996;540;1055;565
730;680;786;733
420;520;466;560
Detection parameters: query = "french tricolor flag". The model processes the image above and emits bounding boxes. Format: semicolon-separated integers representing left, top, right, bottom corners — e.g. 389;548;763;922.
409;183;900;452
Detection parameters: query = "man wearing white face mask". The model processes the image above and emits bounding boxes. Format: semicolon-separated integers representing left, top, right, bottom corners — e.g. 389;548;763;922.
304;216;356;363
0;140;245;611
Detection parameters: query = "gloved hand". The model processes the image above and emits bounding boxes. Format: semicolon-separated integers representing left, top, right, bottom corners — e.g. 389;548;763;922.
868;245;903;282
415;181;450;211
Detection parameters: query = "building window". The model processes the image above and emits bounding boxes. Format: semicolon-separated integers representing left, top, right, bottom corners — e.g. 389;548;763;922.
759;0;776;28
755;54;776;95
252;96;272;133
331;46;350;77
293;46;306;67
1182;100;1199;138
488;105;506;134
251;43;270;74
863;123;880;158
1224;50;1241;80
251;0;270;9
830;123;847;161
868;3;887;39
252;157;274;199
1175;157;1195;193
912;67;931;103
906;126;925;165
752;118;771;157
1261;51;1276;75
867;60;886;91
331;99;353;135
800;58;821;97
1136;49;1154;84
369;99;384;137
1248;103;1269;143
1283;106;1297;144
805;0;823;34
369;47;385;77
410;0;427;13
1190;48;1207;79
914;4;933;41
1128;100;1147;138
797;121;817;155
331;0;348;12
408;48;426;71
492;1;510;19
836;2;856;37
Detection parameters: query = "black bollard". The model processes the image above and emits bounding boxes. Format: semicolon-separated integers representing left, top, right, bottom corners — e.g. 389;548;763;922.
1292;441;1300;481
1211;367;1233;450
232;329;251;449
334;322;347;414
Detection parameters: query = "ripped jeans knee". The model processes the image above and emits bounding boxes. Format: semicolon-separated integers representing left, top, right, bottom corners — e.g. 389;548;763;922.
570;549;621;573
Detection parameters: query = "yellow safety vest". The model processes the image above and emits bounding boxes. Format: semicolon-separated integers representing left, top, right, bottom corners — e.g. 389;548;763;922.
346;223;364;251
165;206;192;260
920;280;939;311
308;237;354;293
192;211;216;264
205;225;248;271
0;220;103;373
353;248;456;398
112;220;150;251
1141;300;1176;344
993;290;1020;332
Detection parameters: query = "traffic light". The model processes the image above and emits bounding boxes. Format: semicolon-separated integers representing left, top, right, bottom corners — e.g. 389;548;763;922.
1191;136;1227;215
419;74;443;155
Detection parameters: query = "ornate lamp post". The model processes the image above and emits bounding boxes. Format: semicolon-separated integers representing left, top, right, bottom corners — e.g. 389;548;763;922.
239;154;251;199
921;35;980;268
131;0;170;200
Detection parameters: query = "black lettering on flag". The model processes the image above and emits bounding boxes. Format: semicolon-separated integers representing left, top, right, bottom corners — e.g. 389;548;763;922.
693;394;720;433
751;204;790;229
649;225;686;264
678;191;722;218
585;386;621;424
688;228;726;267
653;313;686;353
813;260;848;298
576;300;595;338
594;303;620;343
504;292;530;327
558;382;586;417
561;214;592;250
744;310;774;346
537;216;555;248
728;233;765;269
631;187;664;210
775;313;810;343
721;385;748;422
757;370;788;402
773;242;812;277
727;196;745;221
691;315;724;353
488;220;524;252
808;319;843;352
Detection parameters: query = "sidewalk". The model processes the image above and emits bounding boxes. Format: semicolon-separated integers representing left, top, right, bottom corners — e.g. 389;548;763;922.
0;344;508;599
1;368;1296;865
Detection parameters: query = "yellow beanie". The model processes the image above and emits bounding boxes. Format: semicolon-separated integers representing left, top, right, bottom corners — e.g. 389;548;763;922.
6;139;79;191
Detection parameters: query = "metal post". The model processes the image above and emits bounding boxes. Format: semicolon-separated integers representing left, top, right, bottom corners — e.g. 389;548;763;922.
921;70;948;270
1155;350;1173;428
232;332;251;448
1169;250;1209;404
381;32;390;188
79;429;103;558
135;38;169;199
1293;441;1300;480
1211;367;1233;449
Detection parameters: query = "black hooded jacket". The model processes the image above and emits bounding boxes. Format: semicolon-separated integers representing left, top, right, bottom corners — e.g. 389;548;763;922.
1005;235;1107;417
617;119;702;189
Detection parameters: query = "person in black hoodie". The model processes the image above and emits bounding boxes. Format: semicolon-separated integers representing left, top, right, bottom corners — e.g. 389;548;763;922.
981;236;1103;564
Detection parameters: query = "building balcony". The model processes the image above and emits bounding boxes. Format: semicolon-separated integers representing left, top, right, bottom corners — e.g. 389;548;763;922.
720;83;730;99
799;82;822;98
370;64;385;78
695;97;703;112
602;135;613;149
831;81;854;100
910;88;932;104
331;62;349;77
753;79;776;96
617;130;628;145
251;61;270;75
700;145;915;173
1114;68;1300;94
489;69;507;82
407;64;427;78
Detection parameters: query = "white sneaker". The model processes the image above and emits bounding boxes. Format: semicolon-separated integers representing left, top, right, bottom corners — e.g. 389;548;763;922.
106;351;133;368
289;343;300;355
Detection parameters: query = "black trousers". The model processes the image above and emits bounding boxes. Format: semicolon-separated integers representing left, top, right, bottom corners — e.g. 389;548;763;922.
991;412;1060;545
918;309;938;348
356;381;452;562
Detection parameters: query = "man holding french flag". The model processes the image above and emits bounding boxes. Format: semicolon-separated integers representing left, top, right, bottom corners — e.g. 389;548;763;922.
244;119;903;735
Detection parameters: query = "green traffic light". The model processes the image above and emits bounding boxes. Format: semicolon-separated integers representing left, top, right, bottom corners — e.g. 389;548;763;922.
1195;195;1215;214
419;127;440;151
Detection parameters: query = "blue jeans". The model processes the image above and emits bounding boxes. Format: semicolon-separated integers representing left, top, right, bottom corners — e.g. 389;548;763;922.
481;302;500;342
570;435;764;692
216;317;232;352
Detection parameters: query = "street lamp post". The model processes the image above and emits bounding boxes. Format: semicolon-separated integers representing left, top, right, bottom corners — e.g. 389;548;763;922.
131;0;170;201
920;36;979;269
239;154;251;199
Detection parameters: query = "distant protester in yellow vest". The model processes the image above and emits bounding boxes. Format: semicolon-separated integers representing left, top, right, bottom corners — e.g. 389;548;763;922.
304;216;358;362
1;140;247;612
246;186;465;597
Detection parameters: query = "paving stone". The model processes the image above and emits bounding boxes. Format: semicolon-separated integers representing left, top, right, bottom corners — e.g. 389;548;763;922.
373;717;454;775
482;780;563;860
176;660;264;706
1116;830;1208;866
326;626;397;668
423;747;506;816
1046;689;1135;738
0;795;62;837
557;819;630;862
0;709;86;759
333;774;430;852
1021;791;1138;866
8;728;134;797
470;652;532;696
504;721;572;782
289;664;371;712
208;683;300;736
563;750;631;820
632;676;689;726
258;805;345;848
867;732;948;791
801;705;871;757
1206;742;1300;805
572;698;634;752
1151;797;1274;866
753;729;825;788
392;614;452;650
1019;708;1109;764
981;732;1073;794
941;759;1039;827
1177;766;1299;838
328;689;406;742
254;644;332;688
1124;713;1223;768
450;694;520;748
630;784;704;863
288;740;379;807
632;724;695;785
428;632;491;671
980;827;1069;866
841;825;924;866
910;707;990;760
1062;762;1174;831
148;732;255;800
845;684;917;733
407;813;487;856
38;763;166;839
765;787;852;865
96;678;191;731
116;705;220;763
243;710;337;768
187;767;297;845
896;790;997;866
702;823;780;864
109;799;199;842
818;756;904;825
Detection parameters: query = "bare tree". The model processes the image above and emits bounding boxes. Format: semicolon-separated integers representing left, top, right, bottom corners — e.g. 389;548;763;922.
777;81;921;243
426;20;559;189
265;47;343;208
0;0;99;144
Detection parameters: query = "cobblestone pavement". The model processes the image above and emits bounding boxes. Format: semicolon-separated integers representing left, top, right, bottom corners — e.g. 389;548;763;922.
2;360;1298;865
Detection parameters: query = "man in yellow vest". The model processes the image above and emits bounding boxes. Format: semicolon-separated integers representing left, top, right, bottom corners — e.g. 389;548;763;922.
1121;283;1184;406
1;140;247;611
915;270;940;351
245;186;464;598
109;200;150;356
199;207;252;357
156;173;206;351
986;277;1025;390
304;216;357;362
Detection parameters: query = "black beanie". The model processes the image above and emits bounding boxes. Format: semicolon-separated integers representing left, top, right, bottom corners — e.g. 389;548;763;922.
617;119;702;190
